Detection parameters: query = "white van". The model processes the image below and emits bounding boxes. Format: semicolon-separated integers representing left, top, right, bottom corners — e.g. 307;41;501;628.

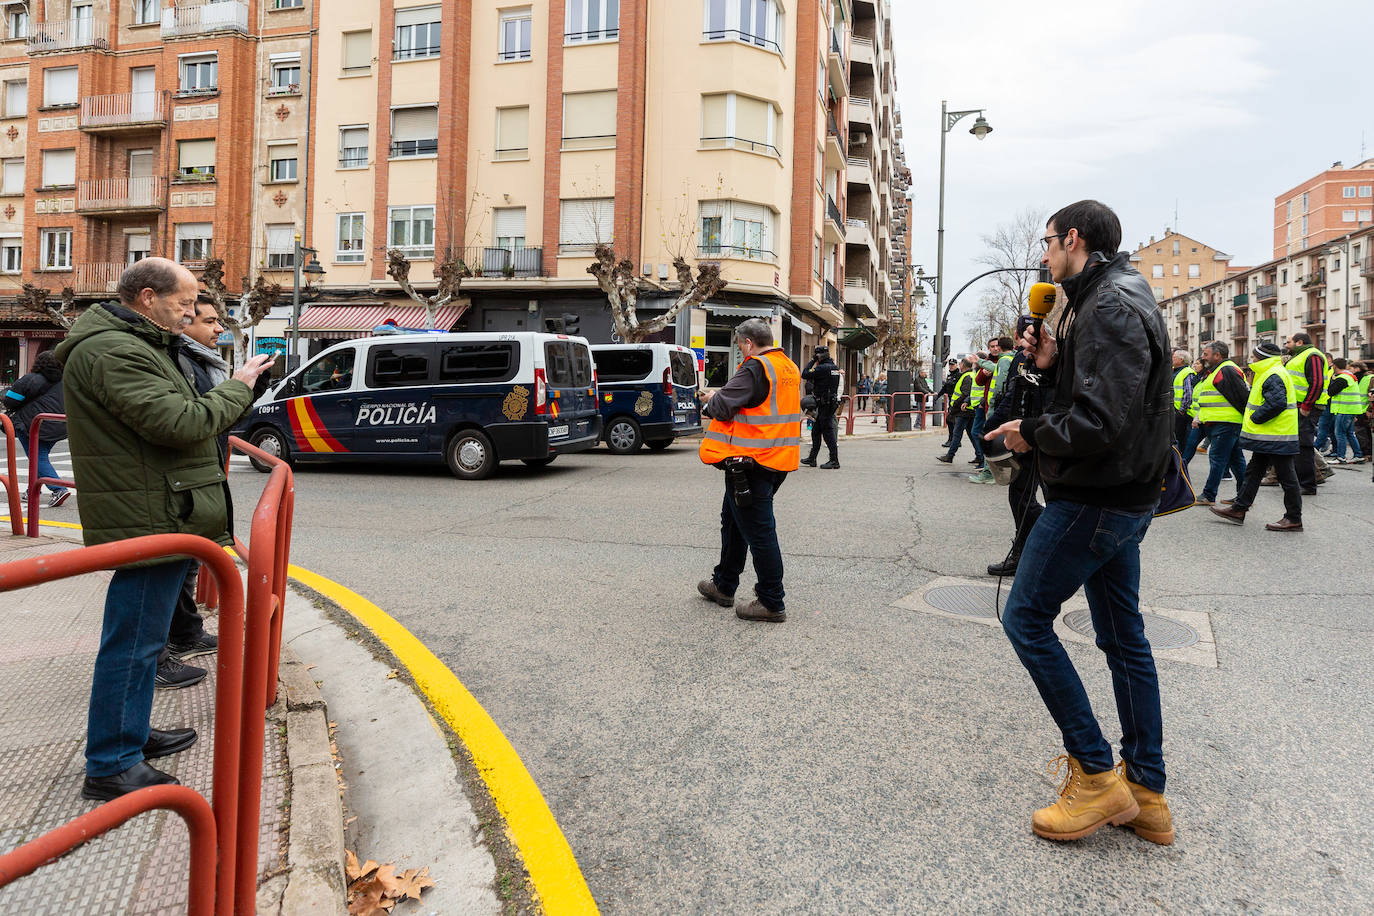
589;343;702;453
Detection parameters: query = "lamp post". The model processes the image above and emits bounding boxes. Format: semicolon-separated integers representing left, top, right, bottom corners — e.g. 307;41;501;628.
289;233;325;370
932;100;992;389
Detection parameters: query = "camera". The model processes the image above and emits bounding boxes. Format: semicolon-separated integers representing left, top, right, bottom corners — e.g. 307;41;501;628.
721;455;755;507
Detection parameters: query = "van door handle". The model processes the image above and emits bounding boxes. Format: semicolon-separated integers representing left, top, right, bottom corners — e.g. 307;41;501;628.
337;399;352;408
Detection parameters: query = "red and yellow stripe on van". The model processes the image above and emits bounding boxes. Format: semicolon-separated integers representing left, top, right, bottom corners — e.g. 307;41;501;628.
287;398;348;453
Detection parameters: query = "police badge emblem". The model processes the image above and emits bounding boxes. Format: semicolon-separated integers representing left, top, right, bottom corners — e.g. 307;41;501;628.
503;385;530;420
634;391;653;416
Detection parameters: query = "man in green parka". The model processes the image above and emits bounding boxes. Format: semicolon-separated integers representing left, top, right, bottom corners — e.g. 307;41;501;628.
56;258;274;801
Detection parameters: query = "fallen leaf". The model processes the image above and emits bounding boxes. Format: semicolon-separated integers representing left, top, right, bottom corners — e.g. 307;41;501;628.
385;669;399;679
305;663;316;670
396;866;436;901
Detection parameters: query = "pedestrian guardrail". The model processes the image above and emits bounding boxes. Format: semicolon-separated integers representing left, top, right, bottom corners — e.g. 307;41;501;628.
25;414;76;537
837;392;946;435
0;426;296;916
0;414;22;535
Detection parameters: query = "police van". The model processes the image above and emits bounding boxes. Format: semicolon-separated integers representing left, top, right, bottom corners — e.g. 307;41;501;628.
240;332;601;480
589;343;701;453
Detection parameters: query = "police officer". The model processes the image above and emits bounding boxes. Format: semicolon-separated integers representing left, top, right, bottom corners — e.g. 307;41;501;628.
696;319;802;623
801;345;840;469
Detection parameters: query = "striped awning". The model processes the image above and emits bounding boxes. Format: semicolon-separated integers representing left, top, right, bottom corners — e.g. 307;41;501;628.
296;303;462;338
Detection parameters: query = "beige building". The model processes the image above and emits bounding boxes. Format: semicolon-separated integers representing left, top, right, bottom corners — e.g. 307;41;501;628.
1128;229;1235;303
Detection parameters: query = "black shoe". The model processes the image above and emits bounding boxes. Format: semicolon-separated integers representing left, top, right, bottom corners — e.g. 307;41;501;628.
155;656;206;690
819;460;840;469
936;455;953;463
987;556;1019;577
82;761;179;802
939;441;951;449
968;458;981;465
1300;487;1317;495
167;632;218;660
800;457;817;467
144;727;198;760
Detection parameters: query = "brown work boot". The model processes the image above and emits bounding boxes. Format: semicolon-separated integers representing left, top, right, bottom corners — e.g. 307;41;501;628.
1264;516;1303;532
1208;505;1246;524
735;597;786;623
1031;755;1139;842
697;579;734;607
1116;763;1174;845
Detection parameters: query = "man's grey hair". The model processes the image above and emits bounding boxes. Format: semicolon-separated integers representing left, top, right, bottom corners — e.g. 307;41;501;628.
1172;348;1191;361
1201;340;1228;359
733;318;773;348
118;259;184;305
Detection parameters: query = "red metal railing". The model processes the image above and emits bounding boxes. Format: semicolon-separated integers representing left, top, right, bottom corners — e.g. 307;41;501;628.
839;392;947;435
25;414;76;537
0;414;22;535
0;427;295;916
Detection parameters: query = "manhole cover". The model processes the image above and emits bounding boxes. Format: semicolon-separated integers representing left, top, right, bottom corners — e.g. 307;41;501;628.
1062;610;1200;649
923;584;1005;618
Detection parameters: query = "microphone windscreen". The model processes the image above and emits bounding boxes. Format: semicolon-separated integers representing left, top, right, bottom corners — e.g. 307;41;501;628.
1028;282;1057;320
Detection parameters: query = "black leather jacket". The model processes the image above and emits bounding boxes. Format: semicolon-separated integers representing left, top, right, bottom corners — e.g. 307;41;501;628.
1021;252;1172;510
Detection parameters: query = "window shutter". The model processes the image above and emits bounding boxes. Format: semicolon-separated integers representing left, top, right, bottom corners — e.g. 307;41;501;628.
391;106;437;141
342;30;371;69
2;159;22;195
266;224;294;254
394;5;439;27
339;127;367;150
42;149;74;186
560;198;612;247
5;80;26;116
701;94;726;139
735;95;769;145
497;107;529;152
271;142;298;161
178;139;216;169
43;67;77;106
493;207;526;240
175;222;212;243
563;90;616;141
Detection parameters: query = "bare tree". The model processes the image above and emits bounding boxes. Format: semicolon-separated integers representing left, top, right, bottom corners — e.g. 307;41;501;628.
587;244;727;343
966;289;1018;350
870;317;919;373
19;282;77;330
202;258;282;368
973;207;1047;345
386;249;472;331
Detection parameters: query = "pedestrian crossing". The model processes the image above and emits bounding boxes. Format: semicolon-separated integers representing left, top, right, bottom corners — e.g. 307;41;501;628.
6;444;260;485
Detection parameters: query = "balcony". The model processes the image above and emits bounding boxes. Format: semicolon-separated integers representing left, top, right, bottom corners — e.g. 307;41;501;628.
848;95;873;128
1231;293;1249;308
27;16;110;53
77;177;167;214
162;1;250;38
1362;256;1374;278
1255;284;1277;304
1362;343;1374;360
1304;310;1326;328
843;276;877;320
73;263;123;295
1255;317;1278;335
849;35;874;68
846;155;873;191
1199;302;1215;317
458;246;543;279
845;216;874;250
1358;303;1374;320
826;31;847;95
825;114;845;170
824;279;842;312
80;91;170;133
823;195;844;245
1301;268;1326;290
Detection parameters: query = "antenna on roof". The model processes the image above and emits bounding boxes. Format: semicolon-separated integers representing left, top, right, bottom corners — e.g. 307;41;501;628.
1174;199;1179;234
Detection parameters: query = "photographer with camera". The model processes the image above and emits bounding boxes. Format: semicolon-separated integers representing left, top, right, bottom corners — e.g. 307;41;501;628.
697;319;802;623
801;345;840;469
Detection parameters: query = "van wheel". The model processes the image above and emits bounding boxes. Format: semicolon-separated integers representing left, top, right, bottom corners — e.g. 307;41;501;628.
446;429;497;480
605;417;643;454
645;438;673;451
248;427;292;473
521;456;556;467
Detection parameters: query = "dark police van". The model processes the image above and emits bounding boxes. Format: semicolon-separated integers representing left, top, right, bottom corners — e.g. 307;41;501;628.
589;343;701;453
240;332;601;479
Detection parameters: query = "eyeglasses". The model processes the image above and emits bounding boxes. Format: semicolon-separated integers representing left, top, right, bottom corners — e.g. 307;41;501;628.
1040;232;1069;250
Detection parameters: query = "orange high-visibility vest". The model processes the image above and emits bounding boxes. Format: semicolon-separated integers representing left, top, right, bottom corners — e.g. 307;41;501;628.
698;348;802;472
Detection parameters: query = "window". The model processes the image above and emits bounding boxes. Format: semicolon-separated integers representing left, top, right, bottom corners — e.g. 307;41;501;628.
265;224;295;268
338;126;368;168
1344;186;1357;198
1188;264;1200;279
1281;268;1287;284
591;348;652;382
499;7;532;61
368;344;433;388
132;0;157;24
390;106;438;157
126;233;150;264
703;0;782;53
3;79;25;118
543;340;593;386
1301;215;1308;235
40;228;71;270
1302;191;1309;212
558;197;613;253
1151;264;1163;279
1171;240;1180;255
562;90;616;150
438;342;518;383
175;222;213;264
495;106;529;160
698;200;775;261
269;143;298;182
1344;210;1357;222
177;139;216;179
701;92;781;156
342;30;372;73
1;237;20;273
388;205;435;258
1361;186;1373;198
269;55;301;94
1;157;21;195
1361;210;1373;222
41;148;74;188
492;207;526;250
1171;264;1179;276
179;53;218;93
336;212;365;263
6;5;27;39
272;0;304;8
1151;287;1162;300
565;0;618;43
301;349;355;394
394;6;441;60
42;67;78;107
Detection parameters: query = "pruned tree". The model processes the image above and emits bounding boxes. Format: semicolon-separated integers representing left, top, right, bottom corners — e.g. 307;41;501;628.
385;248;471;331
588;244;727;343
972;206;1047;346
20;282;77;330
202;258;283;368
967;289;1018;350
870;317;919;373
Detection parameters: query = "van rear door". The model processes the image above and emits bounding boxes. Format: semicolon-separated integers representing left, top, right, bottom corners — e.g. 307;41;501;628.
668;347;702;430
542;338;598;439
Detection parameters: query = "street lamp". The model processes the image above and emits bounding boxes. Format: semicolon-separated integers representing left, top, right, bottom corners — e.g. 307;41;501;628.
932;100;992;388
289;233;325;369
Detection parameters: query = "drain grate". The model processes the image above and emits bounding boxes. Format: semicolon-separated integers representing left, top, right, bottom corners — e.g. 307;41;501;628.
1062;609;1200;649
923;584;1005;619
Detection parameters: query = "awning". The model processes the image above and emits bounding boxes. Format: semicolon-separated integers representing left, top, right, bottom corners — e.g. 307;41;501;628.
783;309;817;336
707;303;775;319
838;326;878;350
296;303;463;339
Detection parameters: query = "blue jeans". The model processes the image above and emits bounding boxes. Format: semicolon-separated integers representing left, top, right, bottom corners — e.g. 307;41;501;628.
86;558;194;777
1001;501;1165;793
1333;414;1363;460
969;407;988;465
1314;409;1335;452
19;439;68;494
1180;423;1205;465
1200;422;1245;501
713;468;787;611
943;412;983;462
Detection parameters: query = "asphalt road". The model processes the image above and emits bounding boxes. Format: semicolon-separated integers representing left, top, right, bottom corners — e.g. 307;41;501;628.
233;437;1374;914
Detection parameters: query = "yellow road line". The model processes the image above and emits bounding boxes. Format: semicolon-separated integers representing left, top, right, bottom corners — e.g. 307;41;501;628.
0;516;84;530
4;518;598;914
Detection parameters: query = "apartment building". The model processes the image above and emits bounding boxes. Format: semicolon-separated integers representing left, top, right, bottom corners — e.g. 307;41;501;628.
1158;224;1374;362
1128;229;1235;302
1273;158;1374;259
0;0;315;379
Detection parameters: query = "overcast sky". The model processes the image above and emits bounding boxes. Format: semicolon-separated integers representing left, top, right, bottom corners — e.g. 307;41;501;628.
892;0;1374;349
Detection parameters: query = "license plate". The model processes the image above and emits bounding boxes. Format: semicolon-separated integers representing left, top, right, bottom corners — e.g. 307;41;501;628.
548;424;569;437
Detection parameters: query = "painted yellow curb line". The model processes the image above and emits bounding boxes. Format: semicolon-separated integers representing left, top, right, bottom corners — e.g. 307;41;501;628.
5;518;599;914
287;565;599;915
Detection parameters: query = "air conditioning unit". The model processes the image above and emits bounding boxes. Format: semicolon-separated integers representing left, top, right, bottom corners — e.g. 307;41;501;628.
852;131;869;145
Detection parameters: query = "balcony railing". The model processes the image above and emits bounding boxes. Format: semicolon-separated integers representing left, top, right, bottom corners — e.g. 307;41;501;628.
1358;303;1374;320
77;176;167;213
73;262;123;295
1231;293;1248;308
27;16;110;52
80;91;169;130
1199;302;1215;317
1362;343;1374;360
1301;268;1326;290
823;279;841;311
1362;257;1374;278
1255;317;1277;334
1304;310;1325;327
1255;284;1277;303
162;1;250;37
826;195;843;231
457;245;543;278
697;244;774;263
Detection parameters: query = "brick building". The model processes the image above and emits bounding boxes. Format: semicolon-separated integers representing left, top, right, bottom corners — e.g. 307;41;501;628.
1273;158;1374;259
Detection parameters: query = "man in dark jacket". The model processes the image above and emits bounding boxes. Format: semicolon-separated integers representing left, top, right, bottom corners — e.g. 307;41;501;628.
800;345;840;469
987;201;1174;845
936;360;959;446
982;345;1048;575
2;350;70;507
1209;342;1302;530
56;258;273;801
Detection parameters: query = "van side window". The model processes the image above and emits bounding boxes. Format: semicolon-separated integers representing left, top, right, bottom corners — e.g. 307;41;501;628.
438;342;519;383
300;350;356;394
545;341;594;387
591;349;652;382
367;344;434;388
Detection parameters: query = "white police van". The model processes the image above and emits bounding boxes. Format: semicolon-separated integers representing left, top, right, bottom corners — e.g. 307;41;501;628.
589;343;702;453
239;332;601;480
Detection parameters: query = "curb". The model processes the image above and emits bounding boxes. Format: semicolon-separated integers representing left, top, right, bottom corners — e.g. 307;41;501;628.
257;644;348;916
